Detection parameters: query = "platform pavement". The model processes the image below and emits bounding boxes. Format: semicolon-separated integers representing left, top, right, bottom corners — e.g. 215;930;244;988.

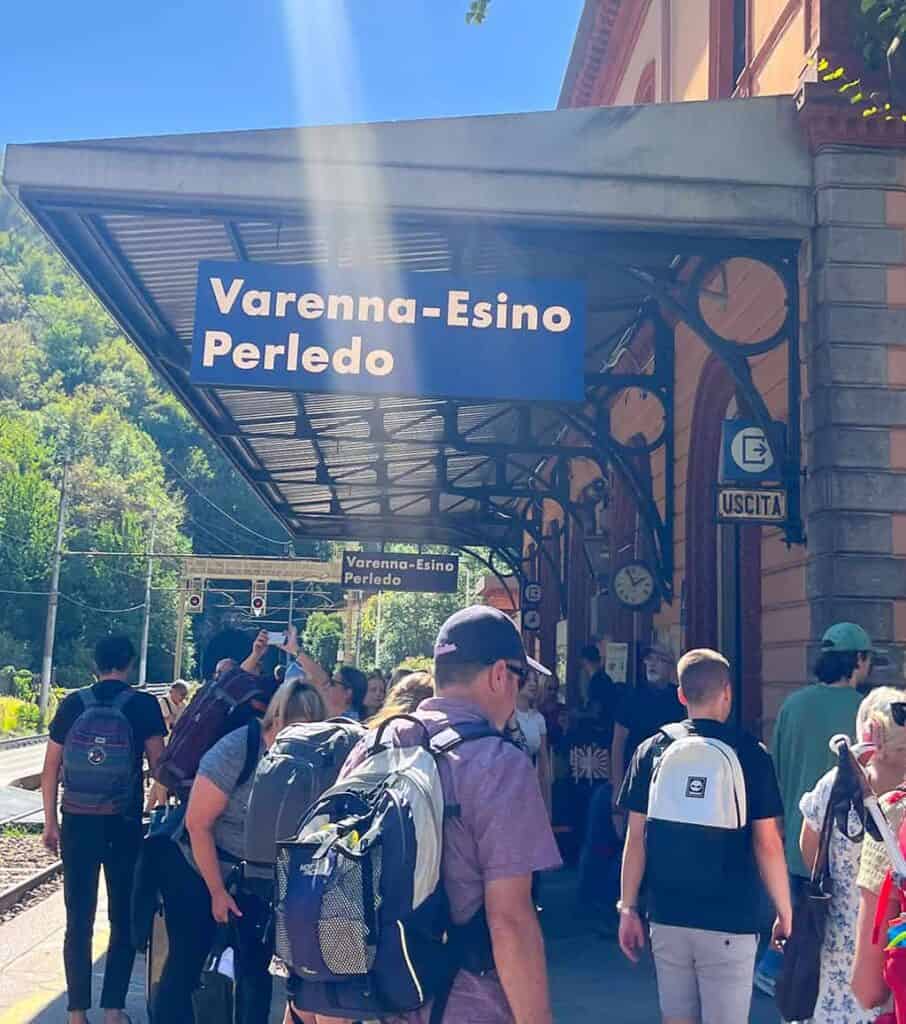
0;741;47;788
0;869;781;1023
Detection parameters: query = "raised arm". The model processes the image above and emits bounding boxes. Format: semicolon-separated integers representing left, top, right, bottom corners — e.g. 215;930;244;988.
283;625;329;689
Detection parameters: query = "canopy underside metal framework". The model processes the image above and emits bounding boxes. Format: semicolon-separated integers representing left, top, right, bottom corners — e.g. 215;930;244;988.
3;100;811;601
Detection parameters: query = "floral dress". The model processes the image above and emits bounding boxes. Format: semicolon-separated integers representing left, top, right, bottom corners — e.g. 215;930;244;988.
800;769;880;1024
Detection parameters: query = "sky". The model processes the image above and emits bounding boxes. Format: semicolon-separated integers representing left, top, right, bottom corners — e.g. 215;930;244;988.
0;0;585;145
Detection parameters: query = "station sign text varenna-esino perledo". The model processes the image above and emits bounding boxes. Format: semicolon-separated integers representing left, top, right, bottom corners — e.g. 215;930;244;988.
341;552;459;593
190;260;586;402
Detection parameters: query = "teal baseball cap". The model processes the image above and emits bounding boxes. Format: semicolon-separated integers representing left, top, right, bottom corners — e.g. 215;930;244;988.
821;623;889;665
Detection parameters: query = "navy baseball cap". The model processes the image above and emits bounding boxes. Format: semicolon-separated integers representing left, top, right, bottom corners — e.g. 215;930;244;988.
434;605;551;675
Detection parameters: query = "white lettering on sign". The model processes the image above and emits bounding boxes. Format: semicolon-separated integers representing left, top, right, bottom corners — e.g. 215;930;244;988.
343;570;404;587
201;330;394;380
209;278;573;335
344;555;456;572
718;488;787;522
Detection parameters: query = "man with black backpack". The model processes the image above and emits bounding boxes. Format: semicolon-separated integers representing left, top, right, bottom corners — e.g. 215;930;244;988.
282;605;562;1024
616;648;791;1024
41;634;167;1024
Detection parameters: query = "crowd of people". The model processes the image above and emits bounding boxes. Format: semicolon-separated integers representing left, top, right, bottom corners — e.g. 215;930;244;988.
35;608;906;1024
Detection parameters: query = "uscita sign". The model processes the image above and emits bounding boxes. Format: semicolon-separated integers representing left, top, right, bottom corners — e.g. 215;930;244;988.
716;487;787;524
190;261;586;402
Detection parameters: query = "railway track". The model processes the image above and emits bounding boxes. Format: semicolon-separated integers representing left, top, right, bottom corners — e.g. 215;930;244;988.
0;858;62;918
0;732;48;752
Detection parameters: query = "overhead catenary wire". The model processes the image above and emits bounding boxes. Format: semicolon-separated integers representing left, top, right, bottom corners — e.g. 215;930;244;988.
159;451;291;548
0;588;145;614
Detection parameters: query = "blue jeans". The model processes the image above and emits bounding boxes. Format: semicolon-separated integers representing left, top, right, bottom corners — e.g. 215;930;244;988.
577;783;621;909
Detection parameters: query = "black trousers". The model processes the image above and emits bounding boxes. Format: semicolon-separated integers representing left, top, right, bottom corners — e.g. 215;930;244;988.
151;840;274;1024
61;813;143;1011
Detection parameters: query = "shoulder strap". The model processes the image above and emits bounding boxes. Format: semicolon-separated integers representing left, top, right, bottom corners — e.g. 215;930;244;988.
811;789;837;887
430;721;505;754
658;721;687;744
162;696;173;716
111;688;136;712
431;722;508;821
238;718;262;788
80;688;98;710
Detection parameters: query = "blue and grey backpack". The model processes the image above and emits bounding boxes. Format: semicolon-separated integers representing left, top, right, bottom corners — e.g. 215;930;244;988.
61;688;138;816
277;715;503;1022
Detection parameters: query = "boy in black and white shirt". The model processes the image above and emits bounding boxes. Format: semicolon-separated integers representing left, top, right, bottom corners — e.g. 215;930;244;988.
616;649;790;1024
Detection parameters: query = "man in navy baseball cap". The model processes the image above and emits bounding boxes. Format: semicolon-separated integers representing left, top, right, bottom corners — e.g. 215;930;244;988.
434;605;550;675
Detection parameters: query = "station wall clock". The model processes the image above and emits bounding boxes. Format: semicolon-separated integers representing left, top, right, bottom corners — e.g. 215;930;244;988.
612;561;658;611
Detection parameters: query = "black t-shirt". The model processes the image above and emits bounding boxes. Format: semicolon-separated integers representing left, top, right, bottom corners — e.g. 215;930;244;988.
615;682;686;777
586;670;618;739
618;717;784;933
50;680;166;818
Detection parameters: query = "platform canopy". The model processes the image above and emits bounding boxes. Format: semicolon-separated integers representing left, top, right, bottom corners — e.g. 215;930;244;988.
3;97;812;584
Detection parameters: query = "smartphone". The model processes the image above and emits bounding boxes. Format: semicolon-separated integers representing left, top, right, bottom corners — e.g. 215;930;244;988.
266;631;287;647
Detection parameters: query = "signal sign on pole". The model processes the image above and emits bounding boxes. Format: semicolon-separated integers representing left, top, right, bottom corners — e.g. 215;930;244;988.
251;579;267;618
187;577;205;615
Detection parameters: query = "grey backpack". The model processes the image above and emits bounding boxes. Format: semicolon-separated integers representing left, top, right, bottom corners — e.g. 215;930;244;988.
244;717;365;868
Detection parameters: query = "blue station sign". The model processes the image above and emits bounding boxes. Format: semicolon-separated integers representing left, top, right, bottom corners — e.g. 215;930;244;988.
190;260;586;402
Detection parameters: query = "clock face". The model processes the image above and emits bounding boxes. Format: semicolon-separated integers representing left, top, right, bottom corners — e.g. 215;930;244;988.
613;562;657;609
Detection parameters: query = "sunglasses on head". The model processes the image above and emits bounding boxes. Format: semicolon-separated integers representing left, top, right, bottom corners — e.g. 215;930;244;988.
892;702;906;728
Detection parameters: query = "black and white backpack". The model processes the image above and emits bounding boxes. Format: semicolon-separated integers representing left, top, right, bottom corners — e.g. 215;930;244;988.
645;722;748;892
275;715;502;1021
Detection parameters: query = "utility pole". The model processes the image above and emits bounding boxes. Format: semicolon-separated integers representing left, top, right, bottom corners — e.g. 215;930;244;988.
138;514;157;686
173;584;187;681
39;462;69;725
375;589;383;667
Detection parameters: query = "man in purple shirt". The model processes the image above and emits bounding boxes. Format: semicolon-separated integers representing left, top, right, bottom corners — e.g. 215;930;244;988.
332;606;562;1024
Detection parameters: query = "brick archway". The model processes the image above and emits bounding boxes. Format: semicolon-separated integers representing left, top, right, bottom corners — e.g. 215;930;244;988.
685;353;763;728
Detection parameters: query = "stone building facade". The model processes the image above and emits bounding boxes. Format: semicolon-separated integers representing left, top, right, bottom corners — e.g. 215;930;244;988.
549;0;906;736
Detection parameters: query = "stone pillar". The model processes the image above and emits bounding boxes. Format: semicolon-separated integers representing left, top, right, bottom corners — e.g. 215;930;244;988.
807;144;906;678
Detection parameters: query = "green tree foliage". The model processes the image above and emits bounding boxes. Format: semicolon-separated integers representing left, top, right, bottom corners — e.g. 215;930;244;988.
0;192;293;685
357;551;488;672
302;611;345;673
465;0;491;23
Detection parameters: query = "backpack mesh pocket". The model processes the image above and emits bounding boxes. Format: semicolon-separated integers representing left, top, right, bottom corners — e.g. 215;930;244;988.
318;846;383;975
274;845;294;965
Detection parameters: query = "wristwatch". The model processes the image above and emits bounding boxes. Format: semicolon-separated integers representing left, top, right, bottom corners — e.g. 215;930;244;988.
616;900;639;916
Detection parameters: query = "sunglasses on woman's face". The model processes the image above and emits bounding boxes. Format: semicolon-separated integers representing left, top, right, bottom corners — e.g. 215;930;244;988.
891;702;906;728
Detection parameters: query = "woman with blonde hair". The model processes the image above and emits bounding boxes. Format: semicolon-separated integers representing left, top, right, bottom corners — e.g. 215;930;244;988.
368;670;434;727
153;674;326;1024
799;686;906;1022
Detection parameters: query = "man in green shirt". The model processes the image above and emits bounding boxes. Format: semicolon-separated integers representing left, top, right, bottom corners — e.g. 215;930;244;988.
772;622;881;882
752;623;883;997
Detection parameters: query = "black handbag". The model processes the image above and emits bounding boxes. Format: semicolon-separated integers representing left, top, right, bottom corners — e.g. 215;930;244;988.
191;923;237;1023
775;789;835;1022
